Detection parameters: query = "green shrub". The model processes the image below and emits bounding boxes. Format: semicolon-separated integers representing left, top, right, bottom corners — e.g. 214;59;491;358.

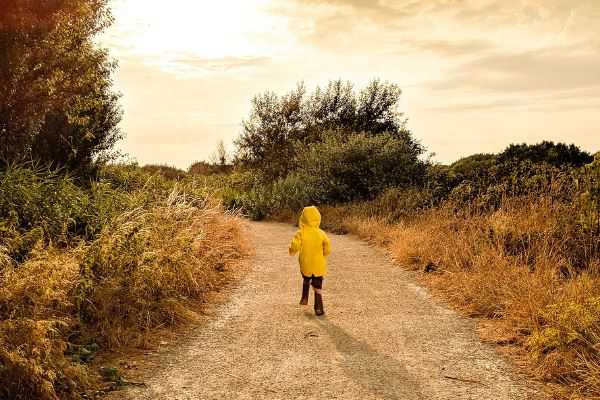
447;161;575;214
0;166;90;261
575;155;600;263
0;165;249;400
499;141;593;167
141;164;187;180
450;153;497;180
292;130;426;204
528;297;600;359
235;79;411;179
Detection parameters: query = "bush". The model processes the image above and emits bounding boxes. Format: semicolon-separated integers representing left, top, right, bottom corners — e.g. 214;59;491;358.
141;164;187;180
0;165;90;261
0;166;249;399
447;160;575;214
499;141;593;167
450;153;497;181
188;161;232;176
292;130;426;204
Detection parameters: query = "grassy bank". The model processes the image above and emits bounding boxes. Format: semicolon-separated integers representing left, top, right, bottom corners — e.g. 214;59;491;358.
320;210;597;397
259;153;600;399
298;198;597;398
0;165;249;400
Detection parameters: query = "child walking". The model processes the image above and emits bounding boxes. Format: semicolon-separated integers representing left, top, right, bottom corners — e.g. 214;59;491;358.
289;206;331;316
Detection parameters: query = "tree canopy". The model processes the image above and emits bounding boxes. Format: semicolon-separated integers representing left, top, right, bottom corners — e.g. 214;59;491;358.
498;141;593;167
0;0;122;173
234;79;410;178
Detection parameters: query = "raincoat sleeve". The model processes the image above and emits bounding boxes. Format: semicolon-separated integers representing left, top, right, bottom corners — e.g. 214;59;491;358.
322;231;331;257
289;230;302;256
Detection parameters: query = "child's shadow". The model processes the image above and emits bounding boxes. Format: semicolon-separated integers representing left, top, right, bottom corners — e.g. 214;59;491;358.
304;312;423;399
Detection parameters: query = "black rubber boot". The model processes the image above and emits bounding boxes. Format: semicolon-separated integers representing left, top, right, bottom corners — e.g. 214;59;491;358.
314;292;324;316
300;280;310;305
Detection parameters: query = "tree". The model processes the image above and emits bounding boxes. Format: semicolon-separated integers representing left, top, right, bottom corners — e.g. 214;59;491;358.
235;84;306;178
498;141;593;168
210;140;229;166
234;79;408;179
305;80;356;136
355;79;405;135
0;0;122;174
195;140;233;175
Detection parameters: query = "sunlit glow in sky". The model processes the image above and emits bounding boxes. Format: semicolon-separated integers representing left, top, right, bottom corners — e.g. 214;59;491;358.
106;0;290;74
101;0;600;168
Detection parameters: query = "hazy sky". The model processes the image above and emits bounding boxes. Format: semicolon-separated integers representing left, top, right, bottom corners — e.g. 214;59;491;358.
101;0;600;169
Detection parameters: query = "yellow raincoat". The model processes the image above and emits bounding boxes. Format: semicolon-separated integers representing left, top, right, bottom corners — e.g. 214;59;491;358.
289;206;331;277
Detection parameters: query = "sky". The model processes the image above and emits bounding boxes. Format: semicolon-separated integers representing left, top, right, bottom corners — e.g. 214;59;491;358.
101;0;600;169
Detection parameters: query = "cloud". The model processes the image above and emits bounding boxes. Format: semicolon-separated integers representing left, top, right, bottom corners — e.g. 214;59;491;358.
430;43;600;93
401;39;495;57
422;92;600;113
106;0;600;168
288;0;422;18
173;56;271;72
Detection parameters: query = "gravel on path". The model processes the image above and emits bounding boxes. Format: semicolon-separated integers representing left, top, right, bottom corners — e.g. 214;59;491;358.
110;221;540;400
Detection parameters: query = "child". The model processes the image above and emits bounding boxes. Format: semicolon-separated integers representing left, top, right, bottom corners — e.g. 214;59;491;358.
289;206;331;316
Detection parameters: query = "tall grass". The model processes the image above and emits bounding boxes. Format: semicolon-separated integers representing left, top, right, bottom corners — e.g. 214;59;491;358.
262;155;600;398
311;170;600;398
0;165;249;400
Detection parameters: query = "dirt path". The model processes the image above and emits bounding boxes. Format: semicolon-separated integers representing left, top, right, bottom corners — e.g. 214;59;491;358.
112;221;540;399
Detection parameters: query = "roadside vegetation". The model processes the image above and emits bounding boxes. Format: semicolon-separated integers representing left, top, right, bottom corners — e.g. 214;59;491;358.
209;79;599;399
0;165;248;400
0;2;248;399
2;0;599;398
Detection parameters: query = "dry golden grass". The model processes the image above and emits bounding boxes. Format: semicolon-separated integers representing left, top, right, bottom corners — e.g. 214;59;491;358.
0;249;88;400
317;198;600;399
0;192;249;400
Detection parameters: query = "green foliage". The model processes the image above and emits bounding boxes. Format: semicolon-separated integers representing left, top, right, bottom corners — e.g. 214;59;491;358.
443;143;593;214
235;79;409;178
235;84;305;178
0;164;216;264
0;165;89;261
529;297;600;358
450;153;497;181
0;0;122;173
218;131;427;219
445;160;576;214
498;141;593;168
420;164;458;206
576;155;600;257
141;164;187;180
292;131;426;203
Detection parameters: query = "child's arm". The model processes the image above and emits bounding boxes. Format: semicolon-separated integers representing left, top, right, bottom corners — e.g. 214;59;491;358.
322;232;331;257
289;230;302;255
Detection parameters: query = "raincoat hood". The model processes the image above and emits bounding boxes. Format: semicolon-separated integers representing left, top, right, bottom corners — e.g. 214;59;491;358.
299;206;321;229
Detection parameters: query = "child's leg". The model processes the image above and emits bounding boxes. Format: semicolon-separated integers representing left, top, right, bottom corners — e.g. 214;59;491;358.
300;275;310;305
311;277;324;316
